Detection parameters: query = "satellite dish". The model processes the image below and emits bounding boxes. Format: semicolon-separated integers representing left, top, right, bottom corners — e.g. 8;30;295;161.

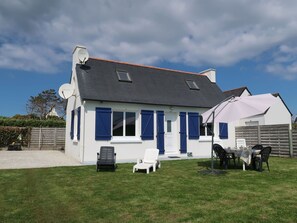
59;83;75;99
77;48;89;64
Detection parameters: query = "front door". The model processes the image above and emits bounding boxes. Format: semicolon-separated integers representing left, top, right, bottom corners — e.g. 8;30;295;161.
179;112;187;154
157;111;165;155
165;113;178;155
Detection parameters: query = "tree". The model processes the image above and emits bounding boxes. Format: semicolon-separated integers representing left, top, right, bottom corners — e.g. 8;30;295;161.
26;89;66;119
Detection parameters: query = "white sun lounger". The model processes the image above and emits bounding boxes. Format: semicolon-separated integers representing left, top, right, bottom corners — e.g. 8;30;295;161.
133;148;160;174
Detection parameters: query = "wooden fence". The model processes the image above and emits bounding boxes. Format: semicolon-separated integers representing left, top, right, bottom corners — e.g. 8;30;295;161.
292;130;297;157
235;124;297;157
29;127;65;150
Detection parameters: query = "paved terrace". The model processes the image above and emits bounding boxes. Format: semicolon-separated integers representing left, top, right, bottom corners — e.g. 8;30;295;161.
0;150;205;170
0;150;81;170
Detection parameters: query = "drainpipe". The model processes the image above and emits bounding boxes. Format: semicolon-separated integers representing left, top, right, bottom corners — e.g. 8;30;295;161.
81;100;86;163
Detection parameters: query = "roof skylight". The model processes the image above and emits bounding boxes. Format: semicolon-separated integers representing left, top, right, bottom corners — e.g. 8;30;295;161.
186;80;200;90
116;70;132;82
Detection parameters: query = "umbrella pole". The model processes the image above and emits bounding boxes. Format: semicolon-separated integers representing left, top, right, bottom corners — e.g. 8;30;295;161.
200;110;225;175
211;111;215;171
200;95;235;175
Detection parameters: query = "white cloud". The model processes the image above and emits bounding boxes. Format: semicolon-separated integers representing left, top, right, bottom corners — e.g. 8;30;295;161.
266;44;297;80
0;0;297;79
0;43;67;73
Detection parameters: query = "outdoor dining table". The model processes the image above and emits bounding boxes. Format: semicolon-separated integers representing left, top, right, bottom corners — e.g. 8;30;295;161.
224;147;261;171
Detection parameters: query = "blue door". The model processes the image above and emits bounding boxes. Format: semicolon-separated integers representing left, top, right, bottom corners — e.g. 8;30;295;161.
157;111;165;154
180;112;187;154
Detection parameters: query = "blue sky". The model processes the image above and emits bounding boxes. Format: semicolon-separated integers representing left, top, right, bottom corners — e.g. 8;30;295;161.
1;0;297;117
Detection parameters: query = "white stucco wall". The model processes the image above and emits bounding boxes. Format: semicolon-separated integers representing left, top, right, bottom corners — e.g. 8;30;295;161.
64;101;228;163
240;89;251;97
64;46;88;162
64;78;83;162
262;96;292;128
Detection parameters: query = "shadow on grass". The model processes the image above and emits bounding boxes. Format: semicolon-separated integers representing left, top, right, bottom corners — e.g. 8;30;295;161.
197;158;262;174
96;166;117;172
132;165;162;174
197;159;227;175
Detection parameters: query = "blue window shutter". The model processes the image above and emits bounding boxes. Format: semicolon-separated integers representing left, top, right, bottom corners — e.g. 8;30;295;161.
95;107;112;140
70;110;74;140
157;111;165;154
188;112;199;139
180;112;187;153
141;110;154;140
219;123;228;139
77;107;81;140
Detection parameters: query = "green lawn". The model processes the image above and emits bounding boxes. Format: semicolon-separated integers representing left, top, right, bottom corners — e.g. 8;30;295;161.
0;157;297;223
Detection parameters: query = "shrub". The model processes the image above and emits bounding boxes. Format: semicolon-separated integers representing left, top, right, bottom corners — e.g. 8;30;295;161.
0;118;65;127
0;126;31;147
12;114;39;120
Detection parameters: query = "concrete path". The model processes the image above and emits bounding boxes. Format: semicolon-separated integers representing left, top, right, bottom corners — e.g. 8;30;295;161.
0;150;81;170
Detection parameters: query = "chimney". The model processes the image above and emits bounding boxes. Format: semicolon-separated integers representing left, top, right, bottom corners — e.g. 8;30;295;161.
72;45;89;71
200;68;216;83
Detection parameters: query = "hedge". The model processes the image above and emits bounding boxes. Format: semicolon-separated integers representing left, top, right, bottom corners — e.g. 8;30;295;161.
0;118;65;127
0;126;31;147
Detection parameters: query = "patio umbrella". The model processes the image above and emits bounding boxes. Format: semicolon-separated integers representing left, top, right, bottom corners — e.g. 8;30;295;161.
202;94;277;123
201;93;277;174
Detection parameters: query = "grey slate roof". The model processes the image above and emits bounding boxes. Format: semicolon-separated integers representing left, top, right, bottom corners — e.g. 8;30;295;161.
224;86;251;98
76;58;225;108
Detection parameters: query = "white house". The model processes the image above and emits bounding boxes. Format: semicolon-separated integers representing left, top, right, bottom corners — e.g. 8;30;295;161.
63;46;230;163
224;86;252;98
46;107;59;119
224;87;292;127
221;87;292;148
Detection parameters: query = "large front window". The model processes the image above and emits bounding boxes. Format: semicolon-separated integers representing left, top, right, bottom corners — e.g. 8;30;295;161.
113;111;136;136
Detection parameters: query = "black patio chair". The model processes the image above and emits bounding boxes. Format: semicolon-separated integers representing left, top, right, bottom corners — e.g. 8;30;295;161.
213;144;236;169
96;146;117;171
252;144;263;151
251;144;263;169
254;146;271;172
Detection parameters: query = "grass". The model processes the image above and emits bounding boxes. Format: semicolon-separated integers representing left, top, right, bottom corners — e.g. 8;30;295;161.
0;157;297;223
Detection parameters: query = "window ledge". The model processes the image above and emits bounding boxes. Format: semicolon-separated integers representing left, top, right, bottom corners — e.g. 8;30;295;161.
199;136;212;142
199;136;223;143
111;137;142;144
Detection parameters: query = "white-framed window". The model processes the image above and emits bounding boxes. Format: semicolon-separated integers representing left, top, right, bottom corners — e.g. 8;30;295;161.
200;123;213;136
112;111;136;137
70;107;81;142
167;120;172;133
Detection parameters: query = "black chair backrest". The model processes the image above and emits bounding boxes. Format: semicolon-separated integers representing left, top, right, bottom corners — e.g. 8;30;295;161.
260;146;271;162
213;144;226;159
213;144;220;157
252;144;263;150
100;146;115;161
